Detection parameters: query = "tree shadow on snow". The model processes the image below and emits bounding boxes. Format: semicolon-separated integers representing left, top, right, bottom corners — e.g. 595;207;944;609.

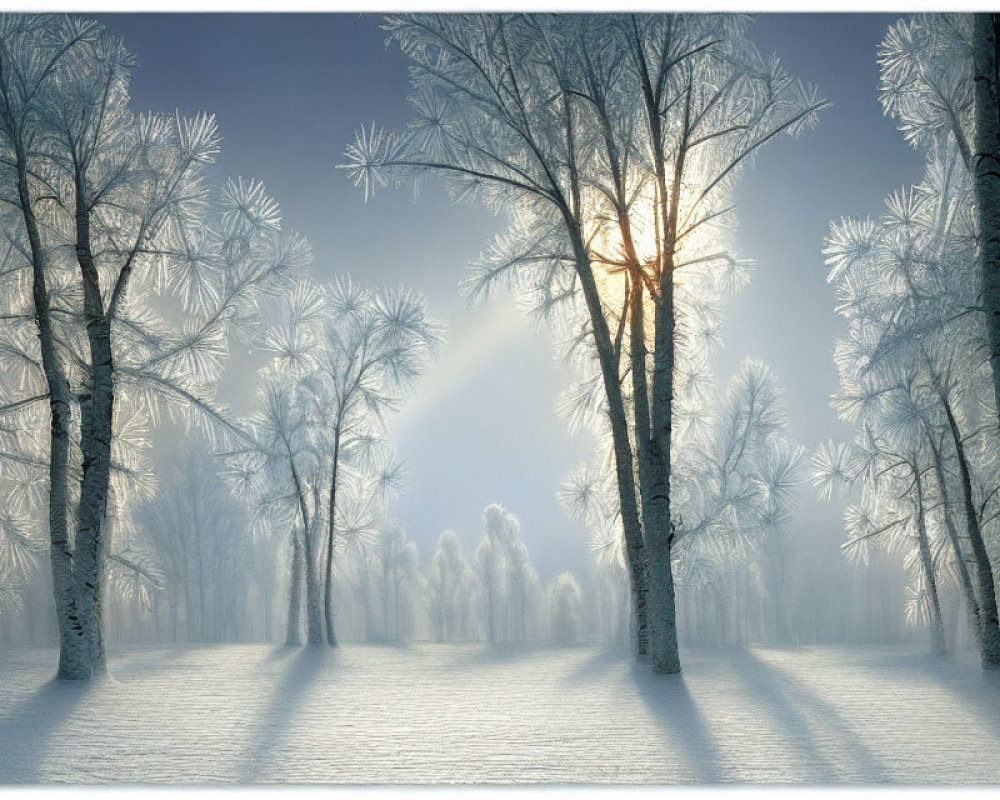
629;662;729;783
857;649;1000;744
816;648;1000;749
940;668;1000;745
264;644;308;664
0;676;95;782
239;646;336;782
562;647;631;683
732;649;890;782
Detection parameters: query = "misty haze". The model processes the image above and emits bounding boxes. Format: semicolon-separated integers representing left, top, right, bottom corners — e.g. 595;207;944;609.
0;9;999;788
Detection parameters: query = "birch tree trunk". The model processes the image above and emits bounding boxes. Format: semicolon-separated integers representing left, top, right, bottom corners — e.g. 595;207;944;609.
640;87;687;674
286;528;304;645
289;465;321;644
942;394;1000;667
324;431;341;646
577;66;651;658
303;519;322;645
913;469;947;656
629;41;688;674
14;150;81;679
928;433;982;644
568;227;650;659
644;259;680;674
71;174;113;678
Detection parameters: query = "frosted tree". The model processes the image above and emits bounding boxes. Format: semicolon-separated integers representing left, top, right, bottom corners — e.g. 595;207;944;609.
474;508;505;645
138;448;252;642
0;357;47;621
561;466;632;646
505;531;540;643
343;13;824;672
550;15;820;669
366;523;424;642
239;277;438;646
344;538;382;641
585;562;630;645
972;15;1000;432
547;572;583;644
298;278;441;646
225;369;322;645
883;13;1000;438
343;13;646;659
814;433;950;656
0;14;305;678
820;131;1000;664
429;530;476;641
563;358;801;648
473;503;540;645
670;359;801;646
878;15;1000;557
0;14;90;677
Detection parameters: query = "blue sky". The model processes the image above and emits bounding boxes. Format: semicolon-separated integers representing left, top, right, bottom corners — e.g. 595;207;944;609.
97;12;923;579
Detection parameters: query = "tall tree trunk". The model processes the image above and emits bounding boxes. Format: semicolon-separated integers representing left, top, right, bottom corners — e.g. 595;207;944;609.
289;466;321;644
941;394;1000;667
626;18;684;674
568;227;649;658
286;528;304;645
14;152;79;680
645;263;680;673
639;89;688;673
324;431;341;646
303;519;322;645
973;14;1000;448
928;432;983;645
628;271;656;660
586;66;653;659
913;469;947;656
72;173;112;678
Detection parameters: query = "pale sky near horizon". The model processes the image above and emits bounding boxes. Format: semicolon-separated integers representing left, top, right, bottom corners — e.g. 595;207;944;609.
93;12;923;580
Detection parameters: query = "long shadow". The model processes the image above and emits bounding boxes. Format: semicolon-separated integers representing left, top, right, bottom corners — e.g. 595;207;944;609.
238;646;335;782
562;646;631;683
629;661;728;783
0;676;95;783
734;649;890;782
807;646;1000;741
264;643;306;664
859;649;1000;744
937;669;1000;747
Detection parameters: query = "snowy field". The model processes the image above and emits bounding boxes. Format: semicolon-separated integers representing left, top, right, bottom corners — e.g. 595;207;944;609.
0;642;998;784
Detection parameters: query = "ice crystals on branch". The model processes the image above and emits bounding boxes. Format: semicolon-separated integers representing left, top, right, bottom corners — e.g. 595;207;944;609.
341;123;400;203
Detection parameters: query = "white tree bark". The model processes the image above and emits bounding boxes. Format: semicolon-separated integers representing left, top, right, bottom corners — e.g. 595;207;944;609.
568;227;651;659
15;149;80;679
323;429;342;647
70;172;114;678
912;465;946;656
927;432;982;645
286;528;304;646
941;392;1000;667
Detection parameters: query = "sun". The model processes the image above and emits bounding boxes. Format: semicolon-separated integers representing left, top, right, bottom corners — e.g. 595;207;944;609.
584;177;662;338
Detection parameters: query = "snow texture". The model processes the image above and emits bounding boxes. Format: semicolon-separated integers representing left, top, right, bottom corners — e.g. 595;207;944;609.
0;643;998;784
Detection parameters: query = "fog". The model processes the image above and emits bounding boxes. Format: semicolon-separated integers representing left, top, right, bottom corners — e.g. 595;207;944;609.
0;9;998;785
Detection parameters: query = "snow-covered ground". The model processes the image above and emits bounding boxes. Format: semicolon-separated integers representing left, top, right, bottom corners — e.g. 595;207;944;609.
0;642;998;784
